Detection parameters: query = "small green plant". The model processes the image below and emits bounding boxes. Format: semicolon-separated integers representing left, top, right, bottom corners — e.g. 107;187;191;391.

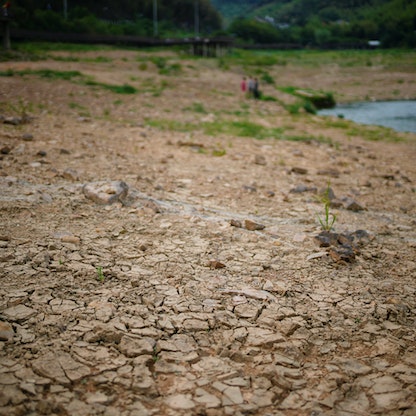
260;72;275;84
138;62;148;71
152;346;160;362
212;148;226;157
318;183;337;231
96;266;105;282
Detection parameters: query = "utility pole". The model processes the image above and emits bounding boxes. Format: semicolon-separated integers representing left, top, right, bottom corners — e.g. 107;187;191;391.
153;0;158;37
63;0;67;19
194;0;199;38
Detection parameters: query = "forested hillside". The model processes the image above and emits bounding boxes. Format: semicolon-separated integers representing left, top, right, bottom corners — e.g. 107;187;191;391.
221;0;416;47
7;0;416;47
9;0;222;37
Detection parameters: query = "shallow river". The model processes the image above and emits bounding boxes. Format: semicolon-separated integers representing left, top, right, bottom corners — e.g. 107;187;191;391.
318;100;416;133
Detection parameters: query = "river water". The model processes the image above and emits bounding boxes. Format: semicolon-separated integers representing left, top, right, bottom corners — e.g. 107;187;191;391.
318;100;416;133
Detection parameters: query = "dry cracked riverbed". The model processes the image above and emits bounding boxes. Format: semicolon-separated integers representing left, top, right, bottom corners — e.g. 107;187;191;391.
0;47;415;416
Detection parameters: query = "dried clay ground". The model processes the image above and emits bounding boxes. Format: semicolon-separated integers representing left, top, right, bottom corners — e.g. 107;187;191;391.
0;47;415;416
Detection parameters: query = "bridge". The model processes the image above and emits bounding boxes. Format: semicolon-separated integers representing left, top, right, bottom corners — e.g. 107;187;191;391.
2;28;233;57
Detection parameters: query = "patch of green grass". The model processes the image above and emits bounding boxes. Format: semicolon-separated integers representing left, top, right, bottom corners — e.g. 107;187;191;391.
145;117;331;144
319;115;406;143
68;102;86;110
0;68;14;77
150;56;167;69
145;118;195;132
212;148;226;157
49;56;80;63
145;118;270;138
260;72;275;85
183;102;207;113
83;56;113;63
22;68;83;81
0;68;138;95
260;95;278;102
138;78;169;97
347;126;404;142
100;83;137;94
138;62;148;71
159;62;182;76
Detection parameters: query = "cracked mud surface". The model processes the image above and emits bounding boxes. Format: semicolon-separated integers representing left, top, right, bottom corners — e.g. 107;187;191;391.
0;48;415;416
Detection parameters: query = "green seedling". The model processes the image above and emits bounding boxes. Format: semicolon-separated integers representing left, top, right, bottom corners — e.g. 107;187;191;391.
318;183;337;231
96;266;105;282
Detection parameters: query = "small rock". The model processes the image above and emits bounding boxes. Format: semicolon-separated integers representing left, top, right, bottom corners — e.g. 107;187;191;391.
83;181;128;205
343;197;366;211
230;219;242;228
1;146;11;155
291;167;308;175
317;168;341;177
61;235;80;244
254;155;267;165
0;321;14;341
62;168;79;181
22;133;34;141
245;219;265;231
289;184;317;193
208;259;226;269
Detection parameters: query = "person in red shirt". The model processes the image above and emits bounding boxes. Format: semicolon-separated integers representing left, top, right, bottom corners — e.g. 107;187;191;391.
241;77;247;95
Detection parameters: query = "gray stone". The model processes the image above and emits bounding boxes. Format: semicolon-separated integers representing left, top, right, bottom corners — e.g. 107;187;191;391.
83;181;128;205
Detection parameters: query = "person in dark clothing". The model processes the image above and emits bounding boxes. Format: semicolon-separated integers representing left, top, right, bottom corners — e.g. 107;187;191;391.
253;78;260;99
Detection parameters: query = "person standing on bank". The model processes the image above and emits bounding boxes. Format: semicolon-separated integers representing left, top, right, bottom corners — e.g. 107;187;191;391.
253;78;260;99
247;77;255;98
241;77;247;95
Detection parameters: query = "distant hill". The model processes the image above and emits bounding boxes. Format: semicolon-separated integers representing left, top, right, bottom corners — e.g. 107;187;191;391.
212;0;416;47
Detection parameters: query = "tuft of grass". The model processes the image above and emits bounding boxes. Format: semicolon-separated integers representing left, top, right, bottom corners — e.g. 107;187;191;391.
0;68;137;94
347;126;404;142
212;148;226;157
184;102;207;114
260;72;275;85
279;86;335;109
159;62;182;76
